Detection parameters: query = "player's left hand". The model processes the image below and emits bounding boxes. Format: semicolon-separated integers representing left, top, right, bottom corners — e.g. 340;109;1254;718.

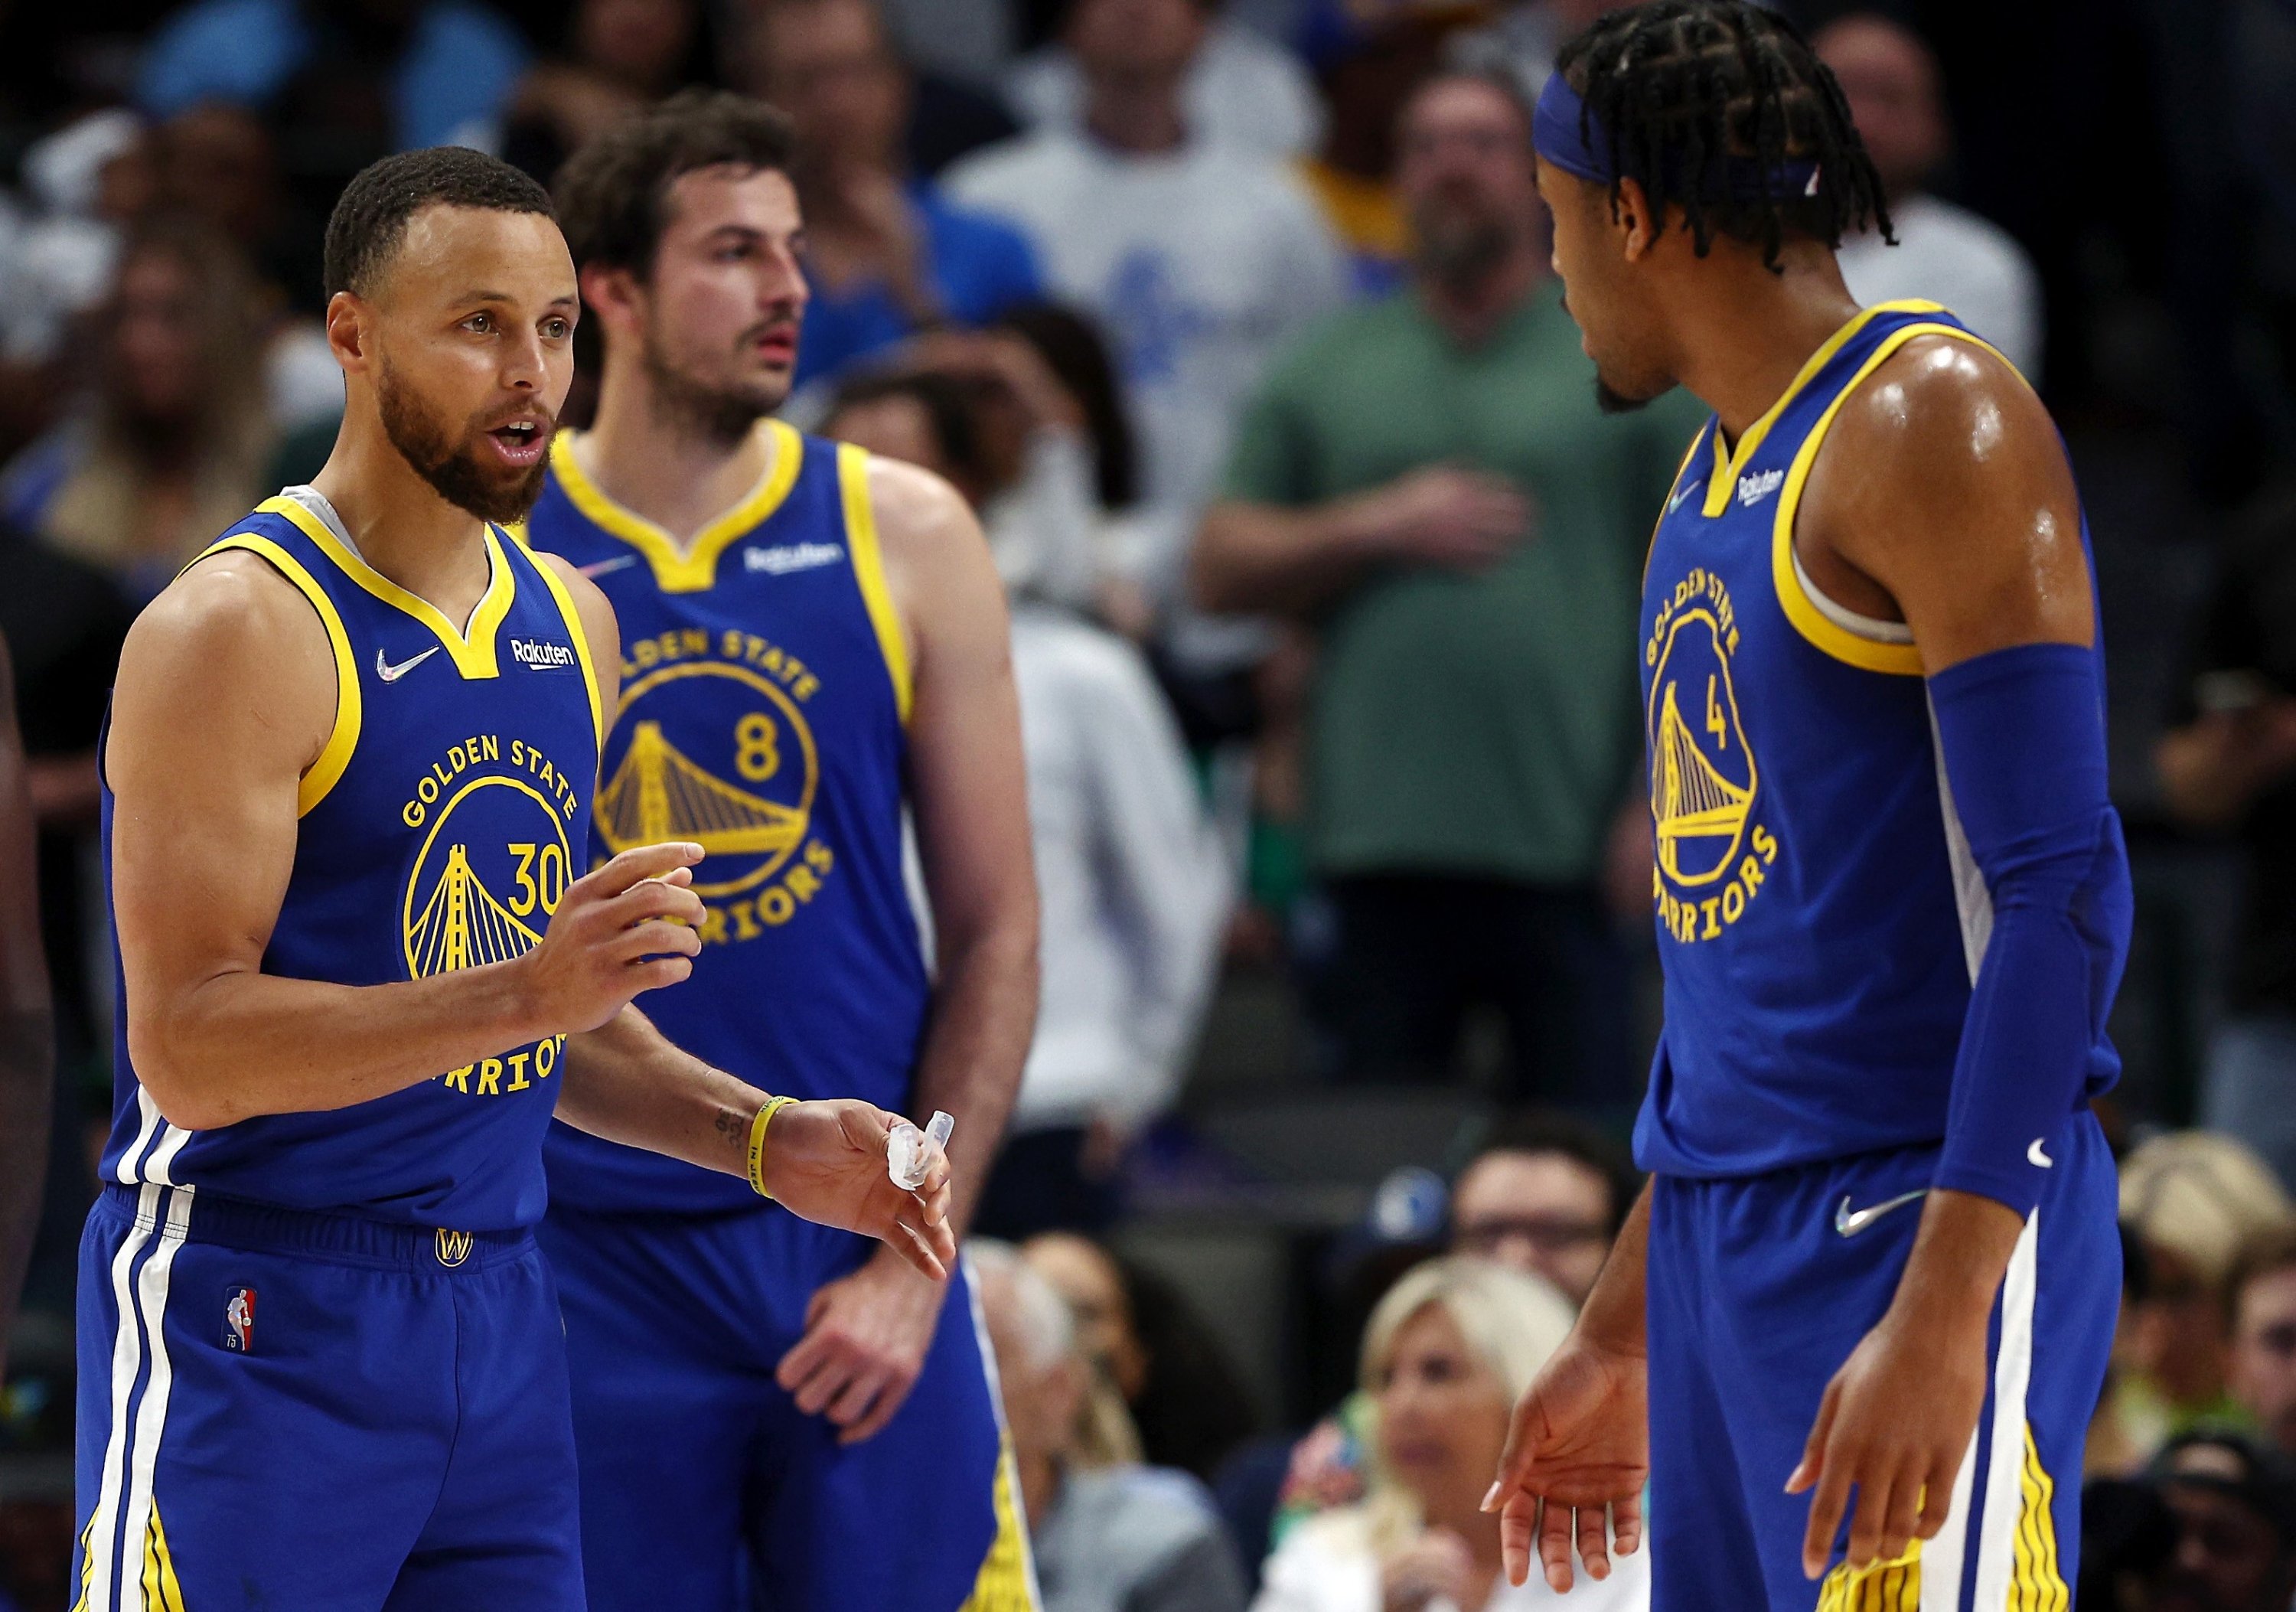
1786;1299;1990;1580
758;1098;957;1281
776;1247;947;1445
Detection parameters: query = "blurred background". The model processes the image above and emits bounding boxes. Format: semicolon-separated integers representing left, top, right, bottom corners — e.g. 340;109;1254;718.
3;0;2296;1607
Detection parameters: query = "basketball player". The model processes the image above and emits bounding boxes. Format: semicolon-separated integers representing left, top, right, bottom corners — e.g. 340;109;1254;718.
1482;6;2131;1610
522;93;1041;1610
74;147;955;1612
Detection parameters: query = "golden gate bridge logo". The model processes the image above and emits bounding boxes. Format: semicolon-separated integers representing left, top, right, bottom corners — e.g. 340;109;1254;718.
596;721;805;859
402;777;575;979
600;661;818;899
1649;609;1757;887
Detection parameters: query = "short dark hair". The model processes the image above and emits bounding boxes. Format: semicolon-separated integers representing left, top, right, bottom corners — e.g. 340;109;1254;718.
1461;1109;1642;1235
1556;0;1893;269
553;89;795;278
322;146;556;299
823;370;990;491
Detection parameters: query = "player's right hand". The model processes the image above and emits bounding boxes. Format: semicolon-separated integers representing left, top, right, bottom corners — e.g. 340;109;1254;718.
1485;1330;1649;1593
514;841;705;1034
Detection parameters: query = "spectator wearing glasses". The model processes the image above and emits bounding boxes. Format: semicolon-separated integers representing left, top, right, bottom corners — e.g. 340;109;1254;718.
2231;1226;2296;1460
1446;1110;1636;1307
1266;1112;1637;1547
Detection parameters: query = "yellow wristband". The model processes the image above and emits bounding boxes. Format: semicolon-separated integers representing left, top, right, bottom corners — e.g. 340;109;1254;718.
746;1095;799;1200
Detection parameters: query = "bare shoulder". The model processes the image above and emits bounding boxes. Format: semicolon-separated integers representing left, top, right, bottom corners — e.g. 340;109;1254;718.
113;549;337;775
858;451;1008;649
1824;332;2073;509
1809;330;2090;656
862;452;989;560
129;549;331;685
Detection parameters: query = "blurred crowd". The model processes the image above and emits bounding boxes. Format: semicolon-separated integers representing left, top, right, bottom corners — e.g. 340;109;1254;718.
1;0;2294;1608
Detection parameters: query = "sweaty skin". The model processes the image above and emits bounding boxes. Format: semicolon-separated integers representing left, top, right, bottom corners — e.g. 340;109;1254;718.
106;200;953;1279
569;162;1039;1444
1486;159;2090;1593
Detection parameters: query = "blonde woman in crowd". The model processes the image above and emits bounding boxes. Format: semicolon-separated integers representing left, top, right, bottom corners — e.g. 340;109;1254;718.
1254;1257;1647;1612
2098;1131;2296;1470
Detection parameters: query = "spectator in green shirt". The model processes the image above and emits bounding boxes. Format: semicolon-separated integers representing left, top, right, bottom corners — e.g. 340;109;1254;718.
1190;65;1704;1107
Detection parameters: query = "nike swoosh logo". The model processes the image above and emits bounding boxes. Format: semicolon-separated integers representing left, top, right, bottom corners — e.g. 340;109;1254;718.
2028;1138;2054;1168
1835;1188;1927;1238
376;645;440;684
1668;480;1704;512
577;555;638;578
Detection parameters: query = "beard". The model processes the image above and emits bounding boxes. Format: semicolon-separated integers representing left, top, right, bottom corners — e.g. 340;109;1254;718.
1596;376;1655;414
1412;199;1514;295
643;322;788;448
376;359;551;524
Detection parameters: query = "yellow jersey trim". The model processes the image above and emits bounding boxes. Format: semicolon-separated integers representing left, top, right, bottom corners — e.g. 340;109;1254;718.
837;443;914;726
1771;319;2016;676
140;1497;188;1612
198;532;362;817
259;496;514;679
1701;299;1947;520
520;542;608;752
546;419;804;595
1815;1536;1922;1612
2010;1424;2069;1611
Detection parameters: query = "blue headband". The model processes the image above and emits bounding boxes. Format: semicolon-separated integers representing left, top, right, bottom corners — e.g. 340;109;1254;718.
1532;70;1824;204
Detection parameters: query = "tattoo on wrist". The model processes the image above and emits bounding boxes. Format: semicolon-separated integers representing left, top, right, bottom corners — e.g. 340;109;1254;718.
714;1106;747;1156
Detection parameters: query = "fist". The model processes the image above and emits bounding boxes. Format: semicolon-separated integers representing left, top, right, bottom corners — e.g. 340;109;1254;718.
514;842;706;1035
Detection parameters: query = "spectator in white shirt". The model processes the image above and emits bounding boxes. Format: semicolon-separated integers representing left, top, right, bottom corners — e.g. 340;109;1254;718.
944;0;1348;675
822;360;1228;1235
1254;1258;1649;1612
1816;13;2043;380
1006;0;1324;158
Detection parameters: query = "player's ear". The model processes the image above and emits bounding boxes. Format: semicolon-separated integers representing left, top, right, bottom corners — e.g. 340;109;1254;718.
1615;177;1658;263
578;262;644;342
324;290;371;373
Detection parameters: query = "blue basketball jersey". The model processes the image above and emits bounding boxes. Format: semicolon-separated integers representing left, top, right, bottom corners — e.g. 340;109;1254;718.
96;491;608;1231
524;422;930;1215
1632;300;2125;1180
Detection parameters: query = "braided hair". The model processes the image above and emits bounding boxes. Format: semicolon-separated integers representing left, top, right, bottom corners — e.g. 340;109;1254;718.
1557;1;1893;269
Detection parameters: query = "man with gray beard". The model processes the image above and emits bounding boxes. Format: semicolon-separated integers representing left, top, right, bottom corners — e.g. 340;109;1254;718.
1190;68;1707;1109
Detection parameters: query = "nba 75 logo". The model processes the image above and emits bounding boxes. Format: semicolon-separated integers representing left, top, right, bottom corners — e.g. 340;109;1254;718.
222;1287;256;1353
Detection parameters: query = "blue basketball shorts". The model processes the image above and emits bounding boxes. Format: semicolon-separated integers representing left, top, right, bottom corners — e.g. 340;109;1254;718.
536;1202;1036;1612
72;1182;583;1612
1644;1110;2118;1611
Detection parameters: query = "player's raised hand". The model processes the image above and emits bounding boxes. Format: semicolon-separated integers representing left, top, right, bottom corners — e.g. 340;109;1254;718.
758;1098;957;1281
1484;1330;1648;1593
515;841;705;1033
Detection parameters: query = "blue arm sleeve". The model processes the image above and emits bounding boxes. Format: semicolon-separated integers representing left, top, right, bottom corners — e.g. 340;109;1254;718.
1928;642;2132;1216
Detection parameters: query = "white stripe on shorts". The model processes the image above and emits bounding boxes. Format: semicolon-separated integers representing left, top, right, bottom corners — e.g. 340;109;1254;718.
1973;1209;2042;1612
80;1182;194;1612
115;1184;194;1608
